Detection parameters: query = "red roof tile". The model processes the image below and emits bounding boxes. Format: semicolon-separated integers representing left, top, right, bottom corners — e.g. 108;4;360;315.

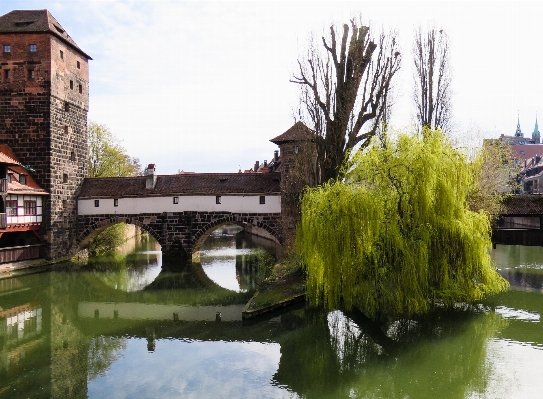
511;144;543;161
78;173;281;198
0;144;47;195
0;144;20;166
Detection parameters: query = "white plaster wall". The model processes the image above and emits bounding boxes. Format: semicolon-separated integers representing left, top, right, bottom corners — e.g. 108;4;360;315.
78;195;281;215
6;195;44;224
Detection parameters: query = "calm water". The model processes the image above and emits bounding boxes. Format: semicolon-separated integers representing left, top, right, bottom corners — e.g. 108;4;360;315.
1;235;543;398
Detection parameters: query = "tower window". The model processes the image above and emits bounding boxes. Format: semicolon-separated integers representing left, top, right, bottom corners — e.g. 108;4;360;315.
29;44;37;52
77;61;80;69
216;196;221;204
60;50;64;59
94;200;99;208
114;198;119;207
3;70;10;81
64;125;69;135
70;151;76;161
70;80;73;90
3;45;10;53
78;84;82;94
64;102;69;112
259;196;265;204
27;69;34;80
63;173;68;183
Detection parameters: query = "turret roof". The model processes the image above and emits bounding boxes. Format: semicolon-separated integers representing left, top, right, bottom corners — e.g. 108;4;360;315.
0;9;91;59
270;121;315;144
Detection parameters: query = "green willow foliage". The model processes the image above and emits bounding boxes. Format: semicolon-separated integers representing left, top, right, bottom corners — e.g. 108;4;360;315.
297;129;509;320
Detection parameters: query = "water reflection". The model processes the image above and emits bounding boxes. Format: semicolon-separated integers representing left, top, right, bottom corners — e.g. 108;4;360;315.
199;225;278;292
2;242;543;398
492;244;543;292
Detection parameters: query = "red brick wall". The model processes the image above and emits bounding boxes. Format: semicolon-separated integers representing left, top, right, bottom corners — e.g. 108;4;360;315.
0;31;89;259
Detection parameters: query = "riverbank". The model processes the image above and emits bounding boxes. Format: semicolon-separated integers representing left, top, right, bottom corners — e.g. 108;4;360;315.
242;263;306;319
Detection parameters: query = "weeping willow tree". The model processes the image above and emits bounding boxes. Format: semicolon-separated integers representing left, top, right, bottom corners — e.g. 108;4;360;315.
297;128;509;321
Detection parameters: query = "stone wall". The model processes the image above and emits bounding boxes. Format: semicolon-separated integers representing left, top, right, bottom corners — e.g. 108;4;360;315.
0;32;89;260
278;140;317;253
77;211;282;257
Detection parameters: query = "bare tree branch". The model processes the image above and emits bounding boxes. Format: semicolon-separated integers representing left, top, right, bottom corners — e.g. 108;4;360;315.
293;20;401;183
413;26;451;131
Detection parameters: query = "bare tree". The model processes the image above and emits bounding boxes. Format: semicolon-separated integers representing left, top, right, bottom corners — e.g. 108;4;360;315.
413;27;451;131
292;20;401;183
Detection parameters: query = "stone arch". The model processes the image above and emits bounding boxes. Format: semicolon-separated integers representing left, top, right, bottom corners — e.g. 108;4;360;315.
191;215;281;256
77;216;164;251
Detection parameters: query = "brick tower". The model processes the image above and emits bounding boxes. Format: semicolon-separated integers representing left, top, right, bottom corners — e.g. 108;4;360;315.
270;122;317;252
0;10;91;259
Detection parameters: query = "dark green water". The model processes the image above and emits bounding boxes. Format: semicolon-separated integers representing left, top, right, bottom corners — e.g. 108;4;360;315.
1;236;543;398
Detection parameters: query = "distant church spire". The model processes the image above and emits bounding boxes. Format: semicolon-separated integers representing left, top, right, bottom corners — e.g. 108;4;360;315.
515;113;523;137
533;114;541;143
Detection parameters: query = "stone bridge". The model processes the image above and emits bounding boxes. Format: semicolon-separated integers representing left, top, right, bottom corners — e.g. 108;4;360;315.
77;169;282;257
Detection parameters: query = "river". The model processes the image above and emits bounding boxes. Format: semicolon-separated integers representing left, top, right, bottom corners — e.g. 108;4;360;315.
1;229;543;398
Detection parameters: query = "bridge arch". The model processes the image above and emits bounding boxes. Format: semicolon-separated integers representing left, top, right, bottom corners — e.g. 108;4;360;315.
191;216;281;256
77;216;164;251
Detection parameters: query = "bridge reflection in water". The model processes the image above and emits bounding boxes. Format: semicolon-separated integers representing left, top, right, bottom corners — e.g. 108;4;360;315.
4;234;543;398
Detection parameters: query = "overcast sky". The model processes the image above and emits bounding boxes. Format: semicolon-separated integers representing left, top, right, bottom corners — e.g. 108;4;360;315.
1;1;542;174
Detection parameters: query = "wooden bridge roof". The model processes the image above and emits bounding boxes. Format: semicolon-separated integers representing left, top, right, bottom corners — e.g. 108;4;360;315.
502;194;543;215
78;173;281;199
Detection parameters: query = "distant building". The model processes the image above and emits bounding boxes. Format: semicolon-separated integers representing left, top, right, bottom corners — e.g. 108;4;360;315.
500;115;541;147
494;115;543;193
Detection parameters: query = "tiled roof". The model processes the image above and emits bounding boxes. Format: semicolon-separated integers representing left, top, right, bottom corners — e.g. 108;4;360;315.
0;10;91;59
0;144;20;166
502;195;543;215
270;121;315;144
511;144;543;161
0;144;47;194
8;165;47;194
79;173;281;198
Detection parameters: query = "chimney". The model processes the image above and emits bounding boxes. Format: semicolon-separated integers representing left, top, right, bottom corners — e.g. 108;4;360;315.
264;160;267;167
254;160;259;172
274;150;279;162
145;164;157;189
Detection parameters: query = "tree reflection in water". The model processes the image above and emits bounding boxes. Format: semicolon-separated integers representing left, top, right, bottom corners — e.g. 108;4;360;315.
87;336;127;380
274;307;507;399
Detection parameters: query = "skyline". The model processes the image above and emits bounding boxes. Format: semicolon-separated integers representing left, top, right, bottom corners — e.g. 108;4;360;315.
1;1;542;174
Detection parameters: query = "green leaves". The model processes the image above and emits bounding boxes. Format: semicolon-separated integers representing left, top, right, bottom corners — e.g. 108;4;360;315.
298;129;509;321
87;121;142;178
